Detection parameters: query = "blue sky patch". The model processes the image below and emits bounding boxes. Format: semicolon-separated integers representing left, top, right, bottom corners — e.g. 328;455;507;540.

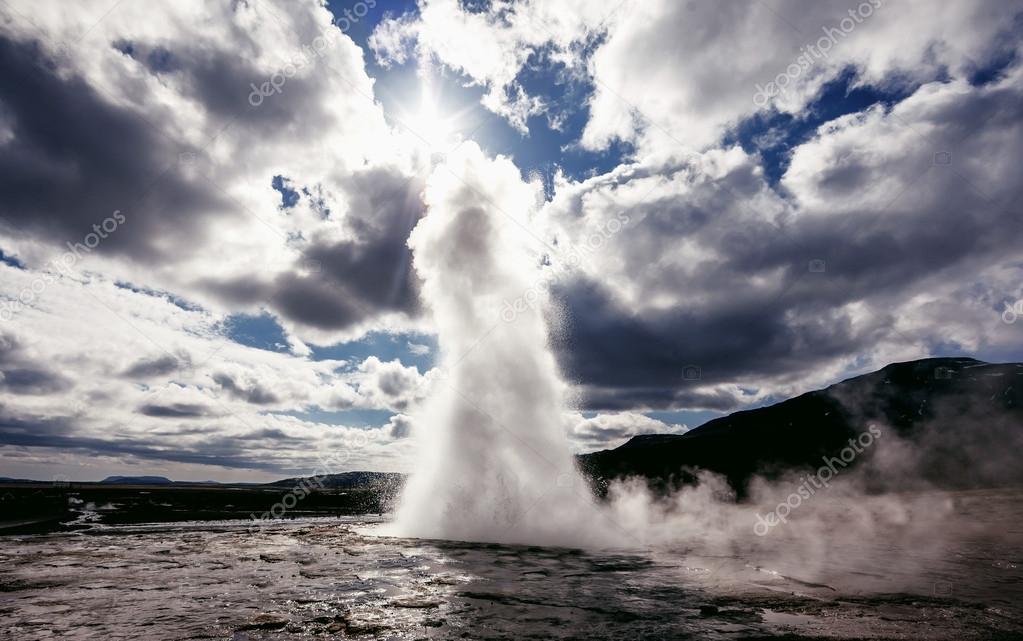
726;68;916;186
310;330;437;372
222;311;292;353
0;249;25;269
968;12;1023;85
331;0;631;196
271;175;300;209
115;281;203;312
275;407;395;428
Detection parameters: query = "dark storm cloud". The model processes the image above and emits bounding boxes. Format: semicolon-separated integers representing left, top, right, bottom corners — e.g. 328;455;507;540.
203;167;426;331
289;168;424;326
212;372;281;405
0;368;73;395
139;402;216;418
0;25;352;265
550;74;1023;412
119;35;345;133
388;414;412;439
268;274;370;331
122;354;188;379
0;35;229;262
549;278;850;411
0;410;75;442
1;23;422;336
0;409;297;473
0;334;71;395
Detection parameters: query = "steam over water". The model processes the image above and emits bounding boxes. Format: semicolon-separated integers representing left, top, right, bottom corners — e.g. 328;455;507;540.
4;146;1022;640
392;144;606;546
3;501;1023;640
385;145;1023;620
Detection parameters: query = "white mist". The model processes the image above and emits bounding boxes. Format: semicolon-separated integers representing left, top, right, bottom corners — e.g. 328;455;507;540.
387;142;958;589
390;143;606;546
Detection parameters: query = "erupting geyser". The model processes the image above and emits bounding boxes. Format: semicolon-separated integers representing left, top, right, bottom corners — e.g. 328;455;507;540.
391;144;606;546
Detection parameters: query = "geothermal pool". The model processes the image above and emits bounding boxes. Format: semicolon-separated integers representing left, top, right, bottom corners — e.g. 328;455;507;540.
1;488;1021;640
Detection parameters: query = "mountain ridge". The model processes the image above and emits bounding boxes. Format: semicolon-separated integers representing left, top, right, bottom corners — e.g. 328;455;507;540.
579;356;1023;494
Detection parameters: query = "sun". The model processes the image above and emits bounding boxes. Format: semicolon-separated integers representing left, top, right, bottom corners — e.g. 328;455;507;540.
396;69;478;155
407;90;454;151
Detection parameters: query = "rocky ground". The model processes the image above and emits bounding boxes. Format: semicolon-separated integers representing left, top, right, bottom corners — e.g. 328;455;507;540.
1;499;1021;640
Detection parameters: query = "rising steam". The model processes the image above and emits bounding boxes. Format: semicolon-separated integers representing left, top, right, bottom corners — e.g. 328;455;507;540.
388;144;1009;594
391;143;608;546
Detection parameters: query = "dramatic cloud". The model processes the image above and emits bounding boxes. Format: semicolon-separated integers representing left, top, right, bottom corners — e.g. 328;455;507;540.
1;0;1021;479
0;258;419;478
565;411;688;452
362;0;1023;413
372;0;1022;153
0;332;71;395
580;0;1023;154
543;66;1023;411
371;0;622;132
0;0;424;341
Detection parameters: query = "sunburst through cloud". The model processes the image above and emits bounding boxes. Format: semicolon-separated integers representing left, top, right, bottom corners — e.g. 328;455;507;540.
1;0;1023;638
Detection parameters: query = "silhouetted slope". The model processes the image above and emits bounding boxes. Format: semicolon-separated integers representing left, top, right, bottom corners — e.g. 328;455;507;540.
265;471;402;489
580;357;1023;494
99;475;173;485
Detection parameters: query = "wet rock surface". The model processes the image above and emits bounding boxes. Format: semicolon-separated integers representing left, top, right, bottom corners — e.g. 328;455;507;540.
0;501;1020;640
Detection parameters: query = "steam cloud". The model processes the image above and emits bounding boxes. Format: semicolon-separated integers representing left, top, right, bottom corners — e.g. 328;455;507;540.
391;144;609;546
388;143;1016;595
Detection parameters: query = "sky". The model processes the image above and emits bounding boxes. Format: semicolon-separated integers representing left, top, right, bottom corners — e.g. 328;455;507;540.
0;0;1021;482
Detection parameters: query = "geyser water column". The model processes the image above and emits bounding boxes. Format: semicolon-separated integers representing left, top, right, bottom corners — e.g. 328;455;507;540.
393;143;602;546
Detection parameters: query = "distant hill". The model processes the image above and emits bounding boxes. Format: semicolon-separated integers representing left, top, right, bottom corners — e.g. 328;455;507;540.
18;472;403;489
266;471;403;490
99;475;174;485
580;357;1023;495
